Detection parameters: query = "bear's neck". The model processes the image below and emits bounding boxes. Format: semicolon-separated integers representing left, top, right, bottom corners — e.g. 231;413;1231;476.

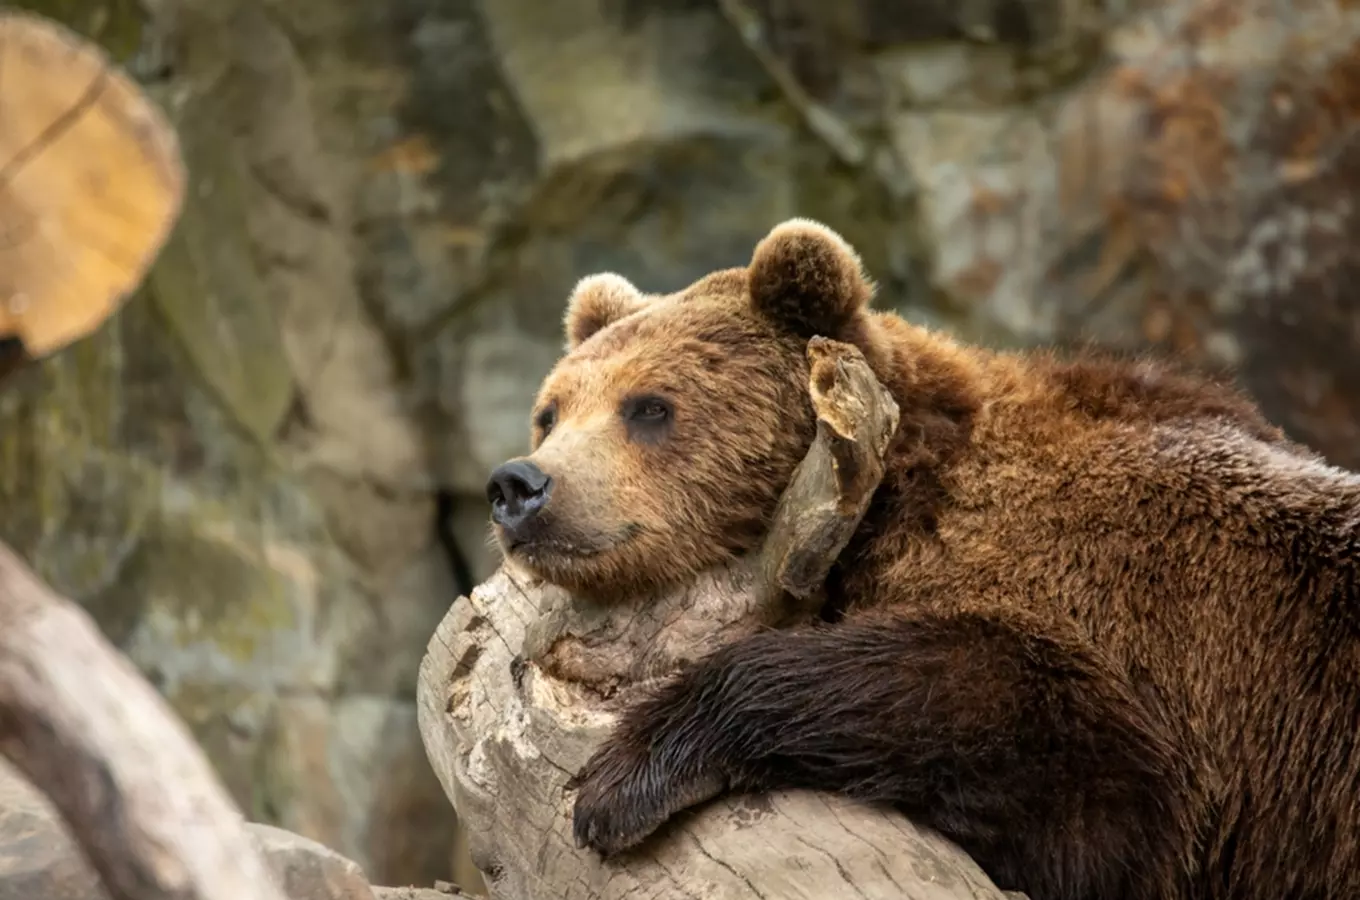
825;313;988;614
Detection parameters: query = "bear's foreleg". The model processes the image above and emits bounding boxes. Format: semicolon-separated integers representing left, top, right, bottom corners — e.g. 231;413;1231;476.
569;608;1200;900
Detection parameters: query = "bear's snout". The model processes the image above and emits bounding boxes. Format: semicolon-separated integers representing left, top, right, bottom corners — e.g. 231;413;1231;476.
486;458;554;537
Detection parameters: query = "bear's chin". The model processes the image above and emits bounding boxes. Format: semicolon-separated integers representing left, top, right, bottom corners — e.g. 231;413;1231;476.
506;551;631;602
495;527;644;596
501;531;715;603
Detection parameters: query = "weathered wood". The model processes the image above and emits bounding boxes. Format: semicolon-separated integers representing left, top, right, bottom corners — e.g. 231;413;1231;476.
0;543;291;900
756;335;901;625
417;339;1010;899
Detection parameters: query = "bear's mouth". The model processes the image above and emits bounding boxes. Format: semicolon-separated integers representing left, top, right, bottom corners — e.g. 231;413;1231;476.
501;522;641;562
509;536;604;560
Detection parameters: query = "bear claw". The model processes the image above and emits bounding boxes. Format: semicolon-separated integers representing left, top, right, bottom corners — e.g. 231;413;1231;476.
568;748;672;857
568;739;728;858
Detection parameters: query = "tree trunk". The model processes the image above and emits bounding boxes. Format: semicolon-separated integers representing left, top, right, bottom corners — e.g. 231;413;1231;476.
417;339;1014;900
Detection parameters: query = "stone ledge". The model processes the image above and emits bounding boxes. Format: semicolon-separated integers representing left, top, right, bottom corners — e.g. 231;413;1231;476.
0;762;458;900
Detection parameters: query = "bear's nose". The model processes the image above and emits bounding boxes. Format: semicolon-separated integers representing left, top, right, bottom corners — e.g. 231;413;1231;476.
486;459;554;533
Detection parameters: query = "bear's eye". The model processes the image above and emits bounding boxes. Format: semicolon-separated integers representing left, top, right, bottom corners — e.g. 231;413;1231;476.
622;395;673;442
533;403;557;435
626;396;671;423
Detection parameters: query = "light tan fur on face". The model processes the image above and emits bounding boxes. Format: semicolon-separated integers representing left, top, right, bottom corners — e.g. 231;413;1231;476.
505;281;814;600
491;222;892;600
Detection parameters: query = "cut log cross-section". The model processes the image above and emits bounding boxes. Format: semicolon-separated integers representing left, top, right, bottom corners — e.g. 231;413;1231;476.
417;337;1014;900
0;10;185;375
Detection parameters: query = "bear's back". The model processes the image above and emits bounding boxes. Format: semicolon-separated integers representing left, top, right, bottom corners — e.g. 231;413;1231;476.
848;338;1360;898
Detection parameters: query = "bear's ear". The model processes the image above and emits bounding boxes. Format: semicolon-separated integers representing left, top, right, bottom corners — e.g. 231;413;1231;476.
563;272;648;349
748;218;873;338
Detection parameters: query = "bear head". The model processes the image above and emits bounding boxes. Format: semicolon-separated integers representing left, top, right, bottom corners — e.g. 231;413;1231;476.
485;218;881;600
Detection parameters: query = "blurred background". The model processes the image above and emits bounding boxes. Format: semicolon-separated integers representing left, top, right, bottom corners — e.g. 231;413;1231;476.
3;0;1358;892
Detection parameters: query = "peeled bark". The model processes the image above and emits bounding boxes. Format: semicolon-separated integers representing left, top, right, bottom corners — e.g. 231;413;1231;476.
417;338;1013;899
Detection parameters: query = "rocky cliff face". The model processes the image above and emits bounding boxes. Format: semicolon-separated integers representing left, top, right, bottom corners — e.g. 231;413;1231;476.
5;0;1359;890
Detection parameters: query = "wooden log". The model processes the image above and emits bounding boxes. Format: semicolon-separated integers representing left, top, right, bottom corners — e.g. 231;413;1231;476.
417;339;1013;899
0;10;185;373
0;542;290;900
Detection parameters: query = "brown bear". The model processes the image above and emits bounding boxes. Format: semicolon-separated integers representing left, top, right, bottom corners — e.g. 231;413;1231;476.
484;218;1360;900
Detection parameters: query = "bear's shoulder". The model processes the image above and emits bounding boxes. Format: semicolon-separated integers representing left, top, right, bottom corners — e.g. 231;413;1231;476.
857;311;1357;568
868;310;1280;443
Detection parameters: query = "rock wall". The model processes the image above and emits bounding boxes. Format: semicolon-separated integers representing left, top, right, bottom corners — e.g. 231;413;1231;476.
4;0;1359;892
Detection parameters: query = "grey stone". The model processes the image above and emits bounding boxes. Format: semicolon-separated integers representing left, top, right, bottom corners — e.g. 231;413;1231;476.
249;823;377;900
256;695;460;886
0;762;381;900
0;765;105;900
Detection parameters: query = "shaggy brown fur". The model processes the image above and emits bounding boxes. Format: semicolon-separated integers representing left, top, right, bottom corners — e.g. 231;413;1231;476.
487;218;1360;900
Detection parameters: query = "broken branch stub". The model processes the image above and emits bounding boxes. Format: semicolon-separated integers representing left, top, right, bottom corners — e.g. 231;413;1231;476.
756;334;901;625
417;339;1008;899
